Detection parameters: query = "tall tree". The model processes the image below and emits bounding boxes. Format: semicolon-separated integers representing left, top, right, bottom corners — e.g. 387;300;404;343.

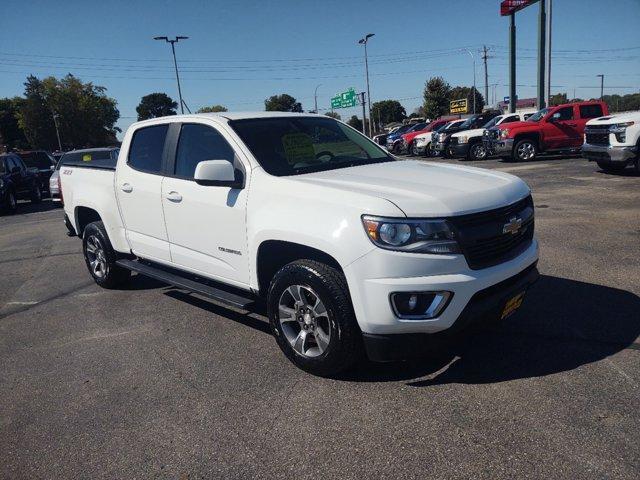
136;93;177;121
371;100;406;124
17;74;120;150
196;104;228;113
347;115;363;131
549;93;568;106
324;111;341;120
423;77;451;120
0;97;28;150
264;94;302;112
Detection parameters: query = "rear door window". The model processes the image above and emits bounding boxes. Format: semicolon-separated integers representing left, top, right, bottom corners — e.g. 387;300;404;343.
579;104;604;119
128;124;169;174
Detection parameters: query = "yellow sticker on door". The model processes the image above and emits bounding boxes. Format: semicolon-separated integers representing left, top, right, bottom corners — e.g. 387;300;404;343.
281;133;315;165
82;154;92;162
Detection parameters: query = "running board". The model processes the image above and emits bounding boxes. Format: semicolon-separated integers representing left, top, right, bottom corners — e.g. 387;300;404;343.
115;259;255;309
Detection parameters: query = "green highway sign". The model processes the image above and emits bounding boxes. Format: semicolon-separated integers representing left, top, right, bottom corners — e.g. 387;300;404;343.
331;88;357;109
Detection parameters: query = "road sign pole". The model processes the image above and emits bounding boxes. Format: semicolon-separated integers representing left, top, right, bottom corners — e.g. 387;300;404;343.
360;92;367;135
537;0;546;109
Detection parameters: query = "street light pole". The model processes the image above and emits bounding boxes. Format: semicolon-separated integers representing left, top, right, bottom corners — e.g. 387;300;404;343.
597;74;604;100
314;84;322;113
154;36;189;114
358;33;374;136
465;49;476;113
52;112;62;151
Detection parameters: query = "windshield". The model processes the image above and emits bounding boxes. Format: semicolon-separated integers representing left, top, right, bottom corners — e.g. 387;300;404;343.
408;122;428;132
527;108;549;122
444;121;463;131
230;117;394;176
59;150;116;169
459;116;478;129
483;116;502;129
20;152;55;170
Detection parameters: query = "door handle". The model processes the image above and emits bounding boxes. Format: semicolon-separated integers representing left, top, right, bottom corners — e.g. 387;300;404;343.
566;123;577;127
121;183;133;193
166;191;182;202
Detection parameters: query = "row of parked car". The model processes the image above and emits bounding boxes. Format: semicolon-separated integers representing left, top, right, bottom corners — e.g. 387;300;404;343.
375;100;640;172
1;147;120;214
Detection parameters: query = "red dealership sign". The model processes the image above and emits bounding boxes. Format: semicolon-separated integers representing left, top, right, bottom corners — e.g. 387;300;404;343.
500;0;538;16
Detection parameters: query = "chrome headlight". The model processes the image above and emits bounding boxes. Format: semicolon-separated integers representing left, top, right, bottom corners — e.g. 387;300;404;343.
362;216;460;254
457;135;468;144
415;137;427;145
438;133;447;142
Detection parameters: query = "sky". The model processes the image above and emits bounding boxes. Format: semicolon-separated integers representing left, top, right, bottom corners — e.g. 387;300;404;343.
1;0;639;138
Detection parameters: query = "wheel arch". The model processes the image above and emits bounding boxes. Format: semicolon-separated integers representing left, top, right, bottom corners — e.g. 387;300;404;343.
256;240;344;297
74;206;102;238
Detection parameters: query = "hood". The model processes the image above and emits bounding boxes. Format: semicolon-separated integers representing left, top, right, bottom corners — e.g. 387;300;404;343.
292;160;530;217
492;120;537;131
587;111;640;126
452;127;485;139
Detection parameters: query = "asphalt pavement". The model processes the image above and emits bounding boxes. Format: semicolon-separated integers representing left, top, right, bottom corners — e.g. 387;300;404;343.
1;155;639;479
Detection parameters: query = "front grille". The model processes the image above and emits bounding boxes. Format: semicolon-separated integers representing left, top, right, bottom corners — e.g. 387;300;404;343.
450;137;459;145
585;132;610;146
485;129;500;140
449;196;534;270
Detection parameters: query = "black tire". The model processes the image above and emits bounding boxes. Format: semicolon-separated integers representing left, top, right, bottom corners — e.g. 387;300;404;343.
3;190;17;214
596;161;626;173
513;139;538;162
392;142;402;155
406;141;414;156
467;142;488;161
267;259;363;377
82;221;130;289
30;184;42;204
634;157;640;175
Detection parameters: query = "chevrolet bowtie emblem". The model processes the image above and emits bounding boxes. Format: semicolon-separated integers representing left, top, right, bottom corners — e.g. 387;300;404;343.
503;216;523;235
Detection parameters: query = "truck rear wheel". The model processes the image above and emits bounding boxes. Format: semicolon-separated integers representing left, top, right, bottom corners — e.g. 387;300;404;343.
3;190;17;214
514;139;538;162
267;259;362;377
82;221;130;289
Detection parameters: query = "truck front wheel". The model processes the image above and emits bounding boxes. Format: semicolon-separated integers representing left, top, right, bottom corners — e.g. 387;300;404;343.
267;259;362;377
513;139;538;162
82;221;130;289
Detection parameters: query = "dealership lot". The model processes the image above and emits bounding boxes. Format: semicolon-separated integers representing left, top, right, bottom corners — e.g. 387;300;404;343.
1;156;639;479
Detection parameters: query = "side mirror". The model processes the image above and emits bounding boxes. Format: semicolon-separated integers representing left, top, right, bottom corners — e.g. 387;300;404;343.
194;159;243;188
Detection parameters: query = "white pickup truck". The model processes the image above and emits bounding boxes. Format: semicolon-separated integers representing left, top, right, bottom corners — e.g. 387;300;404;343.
582;111;640;174
61;112;539;376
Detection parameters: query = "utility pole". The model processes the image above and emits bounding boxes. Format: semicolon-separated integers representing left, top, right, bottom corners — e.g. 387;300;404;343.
482;46;489;107
358;33;374;136
537;0;546;109
360;92;367;135
509;13;516;114
154;36;189;114
544;0;552;108
597;74;604;99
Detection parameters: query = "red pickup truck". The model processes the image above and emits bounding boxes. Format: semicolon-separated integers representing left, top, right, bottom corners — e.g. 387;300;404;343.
484;101;608;162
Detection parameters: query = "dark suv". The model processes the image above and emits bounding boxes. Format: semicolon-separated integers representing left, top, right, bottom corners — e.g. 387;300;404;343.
0;153;42;213
17;150;57;193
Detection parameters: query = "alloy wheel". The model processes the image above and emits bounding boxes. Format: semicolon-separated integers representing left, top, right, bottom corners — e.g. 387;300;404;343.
517;142;535;160
85;235;107;278
471;144;487;160
278;284;331;358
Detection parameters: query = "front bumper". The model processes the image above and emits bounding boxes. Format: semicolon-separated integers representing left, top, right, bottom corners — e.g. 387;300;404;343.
581;143;637;164
450;143;470;158
362;262;539;361
484;138;514;156
344;238;539;338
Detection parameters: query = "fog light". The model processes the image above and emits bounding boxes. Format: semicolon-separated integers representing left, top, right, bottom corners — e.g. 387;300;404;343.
390;291;452;319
